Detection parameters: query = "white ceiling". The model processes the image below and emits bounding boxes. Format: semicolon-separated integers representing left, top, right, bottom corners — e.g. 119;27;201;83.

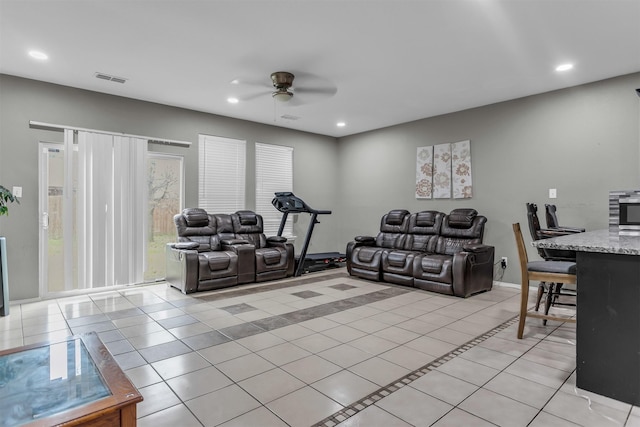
1;0;639;138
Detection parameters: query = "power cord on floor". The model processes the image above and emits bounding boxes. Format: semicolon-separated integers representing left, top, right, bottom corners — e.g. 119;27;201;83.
572;386;623;425
493;260;505;282
550;336;622;425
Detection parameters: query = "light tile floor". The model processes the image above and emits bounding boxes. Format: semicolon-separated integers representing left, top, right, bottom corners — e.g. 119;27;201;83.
2;268;639;427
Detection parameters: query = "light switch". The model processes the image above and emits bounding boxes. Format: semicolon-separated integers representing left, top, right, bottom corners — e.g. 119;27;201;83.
12;186;22;198
549;188;557;199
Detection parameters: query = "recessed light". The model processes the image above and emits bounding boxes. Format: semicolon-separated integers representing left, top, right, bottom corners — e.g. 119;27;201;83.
230;79;240;85
337;122;346;127
28;50;48;60
227;97;239;104
555;63;574;72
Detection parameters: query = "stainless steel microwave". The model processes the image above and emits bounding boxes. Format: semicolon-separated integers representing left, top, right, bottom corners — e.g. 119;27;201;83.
619;198;640;230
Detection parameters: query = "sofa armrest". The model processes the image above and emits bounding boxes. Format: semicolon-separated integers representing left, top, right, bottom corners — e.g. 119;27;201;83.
462;243;492;253
267;236;287;244
171;242;199;250
355;236;376;244
265;236;290;250
346;236;379;276
165;244;200;294
221;239;250;246
452;245;495;297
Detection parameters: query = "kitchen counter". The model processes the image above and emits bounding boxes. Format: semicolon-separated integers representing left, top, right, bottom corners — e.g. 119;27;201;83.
532;228;640;405
532;228;640;255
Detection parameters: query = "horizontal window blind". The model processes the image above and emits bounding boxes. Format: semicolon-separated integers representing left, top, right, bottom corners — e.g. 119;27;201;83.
199;135;246;213
256;142;293;237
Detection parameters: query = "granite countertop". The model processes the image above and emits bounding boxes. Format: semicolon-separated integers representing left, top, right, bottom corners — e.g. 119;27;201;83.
532;228;640;256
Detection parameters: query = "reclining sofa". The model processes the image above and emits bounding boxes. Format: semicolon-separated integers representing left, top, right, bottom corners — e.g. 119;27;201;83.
346;208;494;297
166;208;294;294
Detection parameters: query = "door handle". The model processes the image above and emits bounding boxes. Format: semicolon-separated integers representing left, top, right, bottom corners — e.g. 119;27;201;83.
43;212;49;229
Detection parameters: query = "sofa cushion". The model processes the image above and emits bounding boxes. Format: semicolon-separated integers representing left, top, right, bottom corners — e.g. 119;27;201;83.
183;208;210;227
198;251;238;280
387;251;409;268
406;234;438;252
205;252;231;270
356;247;380;263
448;208;477;228
380;210;410;234
262;248;283;265
255;247;289;273
407;211;443;252
415;211;439;227
419;256;444;274
236;210;258;225
387;209;409;225
413;254;453;283
376;233;407;249
214;214;236;241
382;250;416;277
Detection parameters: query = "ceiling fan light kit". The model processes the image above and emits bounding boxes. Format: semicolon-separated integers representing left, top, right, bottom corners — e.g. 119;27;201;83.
271;71;295;102
272;90;293;102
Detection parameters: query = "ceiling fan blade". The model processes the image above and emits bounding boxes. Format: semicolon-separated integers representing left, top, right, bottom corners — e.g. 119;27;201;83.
240;91;269;101
232;76;271;89
294;86;338;96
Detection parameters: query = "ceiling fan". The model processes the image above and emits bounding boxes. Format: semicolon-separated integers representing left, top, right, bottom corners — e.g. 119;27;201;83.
271;71;295;102
238;71;337;105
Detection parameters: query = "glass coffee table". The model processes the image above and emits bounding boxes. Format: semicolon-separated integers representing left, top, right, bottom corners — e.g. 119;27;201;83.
0;332;142;427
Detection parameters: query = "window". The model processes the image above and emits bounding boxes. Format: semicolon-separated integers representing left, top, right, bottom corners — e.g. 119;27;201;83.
199;135;246;212
145;153;183;282
256;142;293;237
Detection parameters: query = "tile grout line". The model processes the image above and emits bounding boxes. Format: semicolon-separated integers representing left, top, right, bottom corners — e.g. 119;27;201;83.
312;314;521;427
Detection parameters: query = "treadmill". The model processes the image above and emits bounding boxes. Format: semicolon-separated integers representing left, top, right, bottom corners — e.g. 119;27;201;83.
271;192;346;276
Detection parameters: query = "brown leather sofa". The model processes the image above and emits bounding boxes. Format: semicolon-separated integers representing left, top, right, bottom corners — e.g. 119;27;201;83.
166;208;294;294
346;208;494;297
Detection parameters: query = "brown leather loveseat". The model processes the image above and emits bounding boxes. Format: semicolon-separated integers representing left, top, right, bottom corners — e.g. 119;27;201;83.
346;208;494;297
166;208;294;294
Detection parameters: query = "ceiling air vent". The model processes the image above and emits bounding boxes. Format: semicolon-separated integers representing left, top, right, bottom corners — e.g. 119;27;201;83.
94;72;127;84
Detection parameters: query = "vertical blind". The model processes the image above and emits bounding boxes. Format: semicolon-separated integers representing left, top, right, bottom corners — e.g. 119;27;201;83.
255;142;293;237
65;130;148;289
198;135;246;213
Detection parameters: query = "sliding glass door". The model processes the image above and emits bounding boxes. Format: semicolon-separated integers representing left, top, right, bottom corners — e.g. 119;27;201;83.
145;153;183;282
39;141;184;296
39;143;76;294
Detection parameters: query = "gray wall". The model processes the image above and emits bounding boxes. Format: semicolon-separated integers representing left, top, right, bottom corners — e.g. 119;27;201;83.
1;72;639;300
0;74;340;300
338;72;640;284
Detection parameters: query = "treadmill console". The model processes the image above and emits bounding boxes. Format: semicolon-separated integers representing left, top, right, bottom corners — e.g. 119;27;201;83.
272;192;307;213
272;192;329;215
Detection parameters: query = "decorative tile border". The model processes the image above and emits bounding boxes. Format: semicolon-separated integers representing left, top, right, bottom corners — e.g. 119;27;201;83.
195;271;349;302
312;315;520;427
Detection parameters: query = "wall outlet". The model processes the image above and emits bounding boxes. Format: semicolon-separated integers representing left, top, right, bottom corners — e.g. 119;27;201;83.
500;257;508;269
